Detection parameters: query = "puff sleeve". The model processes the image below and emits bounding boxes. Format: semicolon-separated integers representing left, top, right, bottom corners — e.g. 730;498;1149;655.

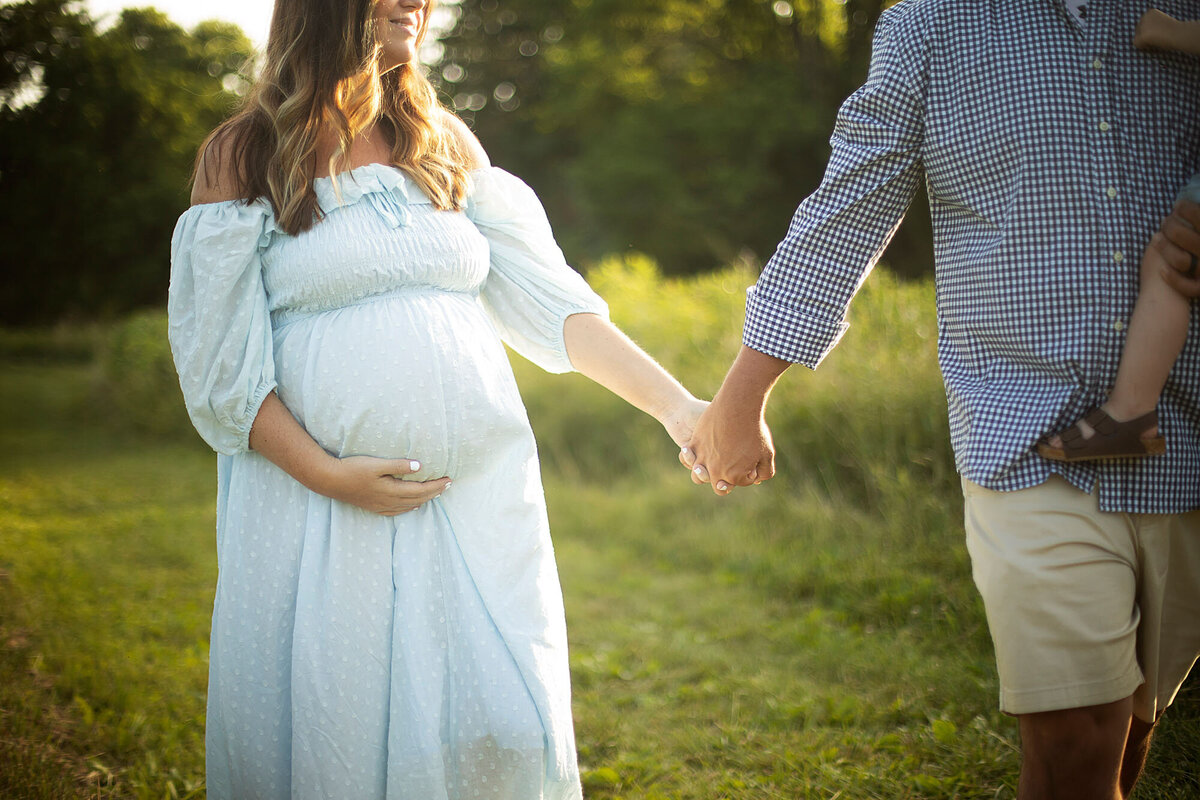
467;167;609;374
167;200;277;455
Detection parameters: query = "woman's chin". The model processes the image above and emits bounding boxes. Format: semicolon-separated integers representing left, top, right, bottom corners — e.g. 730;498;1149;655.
379;44;417;73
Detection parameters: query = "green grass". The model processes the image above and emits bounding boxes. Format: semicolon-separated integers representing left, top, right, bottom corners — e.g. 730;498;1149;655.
1;262;1198;798
0;364;214;799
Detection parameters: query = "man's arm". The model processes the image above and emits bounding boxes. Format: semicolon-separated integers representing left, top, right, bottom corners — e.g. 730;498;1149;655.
1154;200;1200;296
685;4;933;493
1134;9;1200;56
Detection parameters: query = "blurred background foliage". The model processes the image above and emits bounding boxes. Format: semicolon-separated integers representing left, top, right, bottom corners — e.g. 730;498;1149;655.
441;0;930;277
0;0;254;324
0;0;932;327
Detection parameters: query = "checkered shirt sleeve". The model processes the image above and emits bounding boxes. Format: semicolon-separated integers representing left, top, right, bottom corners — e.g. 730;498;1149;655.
745;6;927;369
742;0;1200;514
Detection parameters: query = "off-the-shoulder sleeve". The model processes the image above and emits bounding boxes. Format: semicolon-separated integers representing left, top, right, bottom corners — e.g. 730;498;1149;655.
167;200;277;454
466;167;609;374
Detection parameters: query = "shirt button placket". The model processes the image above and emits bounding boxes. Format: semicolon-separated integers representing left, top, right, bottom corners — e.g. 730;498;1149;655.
1090;47;1124;355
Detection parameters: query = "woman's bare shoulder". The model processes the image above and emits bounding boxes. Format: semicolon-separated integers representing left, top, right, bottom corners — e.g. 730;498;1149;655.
440;109;491;170
191;132;245;206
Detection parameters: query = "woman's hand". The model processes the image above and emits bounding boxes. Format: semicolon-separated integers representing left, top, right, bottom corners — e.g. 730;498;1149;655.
659;396;710;448
247;394;449;516
319;456;451;516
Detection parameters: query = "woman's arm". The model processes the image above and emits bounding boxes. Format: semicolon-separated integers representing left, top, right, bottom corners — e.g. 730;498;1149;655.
249;392;450;516
443;116;707;445
562;313;708;446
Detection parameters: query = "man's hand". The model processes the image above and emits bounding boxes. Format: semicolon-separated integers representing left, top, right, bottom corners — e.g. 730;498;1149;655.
680;398;775;495
679;346;789;495
1155;199;1200;296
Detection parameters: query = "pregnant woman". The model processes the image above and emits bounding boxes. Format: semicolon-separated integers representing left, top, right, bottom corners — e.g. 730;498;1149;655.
167;1;705;797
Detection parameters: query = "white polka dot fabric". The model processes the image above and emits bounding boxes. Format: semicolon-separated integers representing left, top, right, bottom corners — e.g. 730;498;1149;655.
168;165;606;799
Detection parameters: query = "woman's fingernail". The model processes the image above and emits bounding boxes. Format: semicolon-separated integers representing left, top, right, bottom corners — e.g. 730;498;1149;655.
410;460;421;471
693;465;704;476
680;446;691;456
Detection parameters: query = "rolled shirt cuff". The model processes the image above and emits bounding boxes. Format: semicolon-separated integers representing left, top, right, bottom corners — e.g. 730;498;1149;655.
742;285;850;369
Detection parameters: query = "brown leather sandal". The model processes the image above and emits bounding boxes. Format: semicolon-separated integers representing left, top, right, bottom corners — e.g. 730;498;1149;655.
1037;408;1166;462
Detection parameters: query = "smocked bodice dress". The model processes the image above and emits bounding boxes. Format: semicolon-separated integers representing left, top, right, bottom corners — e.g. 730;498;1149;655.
167;164;607;800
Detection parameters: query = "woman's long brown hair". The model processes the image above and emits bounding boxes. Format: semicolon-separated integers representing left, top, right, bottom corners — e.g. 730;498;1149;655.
196;0;469;235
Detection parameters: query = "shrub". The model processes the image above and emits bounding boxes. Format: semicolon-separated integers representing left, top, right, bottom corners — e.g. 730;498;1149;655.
0;323;106;364
97;310;195;440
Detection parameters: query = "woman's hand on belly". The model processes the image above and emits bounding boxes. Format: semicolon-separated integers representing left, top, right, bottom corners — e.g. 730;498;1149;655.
248;392;450;516
318;455;451;516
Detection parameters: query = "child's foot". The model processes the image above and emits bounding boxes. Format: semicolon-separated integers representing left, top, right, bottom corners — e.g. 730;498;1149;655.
1037;407;1165;462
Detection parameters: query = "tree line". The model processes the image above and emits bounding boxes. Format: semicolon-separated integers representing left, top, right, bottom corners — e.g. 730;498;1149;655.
1;0;254;324
0;0;930;326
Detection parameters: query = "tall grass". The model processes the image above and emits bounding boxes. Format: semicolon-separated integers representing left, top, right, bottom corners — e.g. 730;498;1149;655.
1;259;1196;798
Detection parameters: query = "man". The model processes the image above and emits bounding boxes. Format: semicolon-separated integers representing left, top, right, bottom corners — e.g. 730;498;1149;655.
683;1;1200;797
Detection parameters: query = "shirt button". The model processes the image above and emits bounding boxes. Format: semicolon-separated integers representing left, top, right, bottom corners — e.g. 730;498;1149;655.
1113;320;1126;332
1092;57;1104;69
1114;251;1125;262
1099;120;1110;132
1106;187;1118;199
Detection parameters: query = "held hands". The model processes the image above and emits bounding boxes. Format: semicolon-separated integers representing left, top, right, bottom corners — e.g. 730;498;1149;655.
677;345;787;495
320;456;451;516
679;398;775;495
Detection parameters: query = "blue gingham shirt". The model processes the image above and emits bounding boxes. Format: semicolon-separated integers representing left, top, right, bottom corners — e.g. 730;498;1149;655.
744;0;1200;513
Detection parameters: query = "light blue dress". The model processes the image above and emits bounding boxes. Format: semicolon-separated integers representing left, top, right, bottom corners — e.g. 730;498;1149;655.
167;164;607;800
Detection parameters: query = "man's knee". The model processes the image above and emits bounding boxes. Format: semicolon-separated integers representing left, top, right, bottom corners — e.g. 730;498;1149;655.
1020;699;1132;772
1017;699;1144;800
1022;699;1130;745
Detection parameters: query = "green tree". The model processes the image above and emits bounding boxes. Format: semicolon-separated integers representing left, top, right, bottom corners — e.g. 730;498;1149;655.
0;1;254;324
439;0;931;277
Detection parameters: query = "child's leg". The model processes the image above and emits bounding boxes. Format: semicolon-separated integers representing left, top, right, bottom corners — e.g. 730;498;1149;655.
1103;244;1191;426
1040;171;1200;460
1039;246;1187;459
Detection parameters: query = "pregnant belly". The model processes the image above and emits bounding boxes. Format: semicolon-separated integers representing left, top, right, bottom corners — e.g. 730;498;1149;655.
271;291;533;481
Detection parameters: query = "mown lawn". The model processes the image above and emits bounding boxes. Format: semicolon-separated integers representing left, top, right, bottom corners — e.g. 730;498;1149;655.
1;265;1197;797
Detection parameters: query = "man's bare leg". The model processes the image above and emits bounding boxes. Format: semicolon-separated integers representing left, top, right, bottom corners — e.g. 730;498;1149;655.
1017;698;1132;800
1119;714;1156;798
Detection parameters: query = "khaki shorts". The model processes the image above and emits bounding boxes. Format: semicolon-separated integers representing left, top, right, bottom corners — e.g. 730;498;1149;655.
962;475;1200;721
